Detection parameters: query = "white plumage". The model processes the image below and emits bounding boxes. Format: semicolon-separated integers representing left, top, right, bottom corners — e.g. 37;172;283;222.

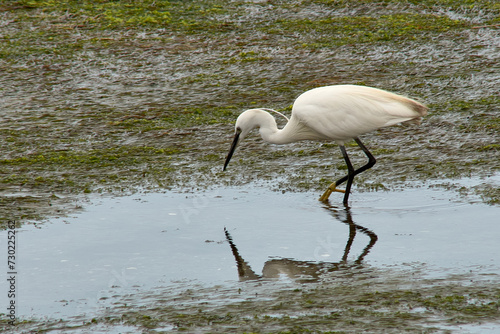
223;84;427;205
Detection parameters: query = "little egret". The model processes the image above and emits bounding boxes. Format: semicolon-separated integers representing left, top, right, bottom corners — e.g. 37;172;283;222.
223;84;427;205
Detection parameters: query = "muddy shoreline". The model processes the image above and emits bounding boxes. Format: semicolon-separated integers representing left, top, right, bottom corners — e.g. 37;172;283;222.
1;1;499;332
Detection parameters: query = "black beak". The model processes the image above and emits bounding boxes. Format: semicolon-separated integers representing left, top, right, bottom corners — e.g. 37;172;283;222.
223;131;240;171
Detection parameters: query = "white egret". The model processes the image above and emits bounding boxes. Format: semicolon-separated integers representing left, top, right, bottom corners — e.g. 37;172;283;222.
223;84;427;205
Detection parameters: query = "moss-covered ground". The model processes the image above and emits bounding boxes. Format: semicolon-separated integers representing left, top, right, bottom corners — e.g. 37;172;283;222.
0;0;499;332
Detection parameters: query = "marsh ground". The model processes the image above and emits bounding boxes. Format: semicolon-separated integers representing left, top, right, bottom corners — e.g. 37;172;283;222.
0;0;499;332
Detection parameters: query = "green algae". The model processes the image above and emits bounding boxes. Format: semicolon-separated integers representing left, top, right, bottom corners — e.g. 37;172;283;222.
272;14;470;48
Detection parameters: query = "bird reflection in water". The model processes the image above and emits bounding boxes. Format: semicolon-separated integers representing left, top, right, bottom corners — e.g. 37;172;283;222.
225;204;377;282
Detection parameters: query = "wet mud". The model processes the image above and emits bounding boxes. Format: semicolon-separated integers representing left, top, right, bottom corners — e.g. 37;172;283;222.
0;0;499;332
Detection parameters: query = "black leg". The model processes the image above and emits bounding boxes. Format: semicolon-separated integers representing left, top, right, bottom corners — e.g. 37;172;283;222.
354;137;377;173
339;145;355;205
319;137;377;203
335;138;376;188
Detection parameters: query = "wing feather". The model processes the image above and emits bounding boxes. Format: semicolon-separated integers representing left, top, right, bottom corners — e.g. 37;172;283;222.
292;85;427;142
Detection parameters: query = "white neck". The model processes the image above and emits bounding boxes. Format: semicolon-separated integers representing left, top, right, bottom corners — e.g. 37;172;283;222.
238;109;328;146
255;112;295;145
258;112;326;144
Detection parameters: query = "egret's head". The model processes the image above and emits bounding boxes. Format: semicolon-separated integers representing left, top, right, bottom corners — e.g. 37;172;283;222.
223;109;264;171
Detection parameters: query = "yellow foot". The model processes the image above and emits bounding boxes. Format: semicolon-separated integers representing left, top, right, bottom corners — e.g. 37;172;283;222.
318;183;346;202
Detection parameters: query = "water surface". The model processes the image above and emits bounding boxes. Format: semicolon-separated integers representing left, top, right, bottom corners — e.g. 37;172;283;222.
2;177;499;325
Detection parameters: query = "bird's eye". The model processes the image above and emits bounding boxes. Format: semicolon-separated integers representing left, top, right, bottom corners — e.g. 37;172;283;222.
236;127;242;133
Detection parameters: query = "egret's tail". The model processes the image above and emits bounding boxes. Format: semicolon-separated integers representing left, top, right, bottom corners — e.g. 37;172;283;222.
401;99;428;125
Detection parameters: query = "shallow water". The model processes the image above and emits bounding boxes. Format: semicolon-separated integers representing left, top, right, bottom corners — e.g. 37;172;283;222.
1;176;499;324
